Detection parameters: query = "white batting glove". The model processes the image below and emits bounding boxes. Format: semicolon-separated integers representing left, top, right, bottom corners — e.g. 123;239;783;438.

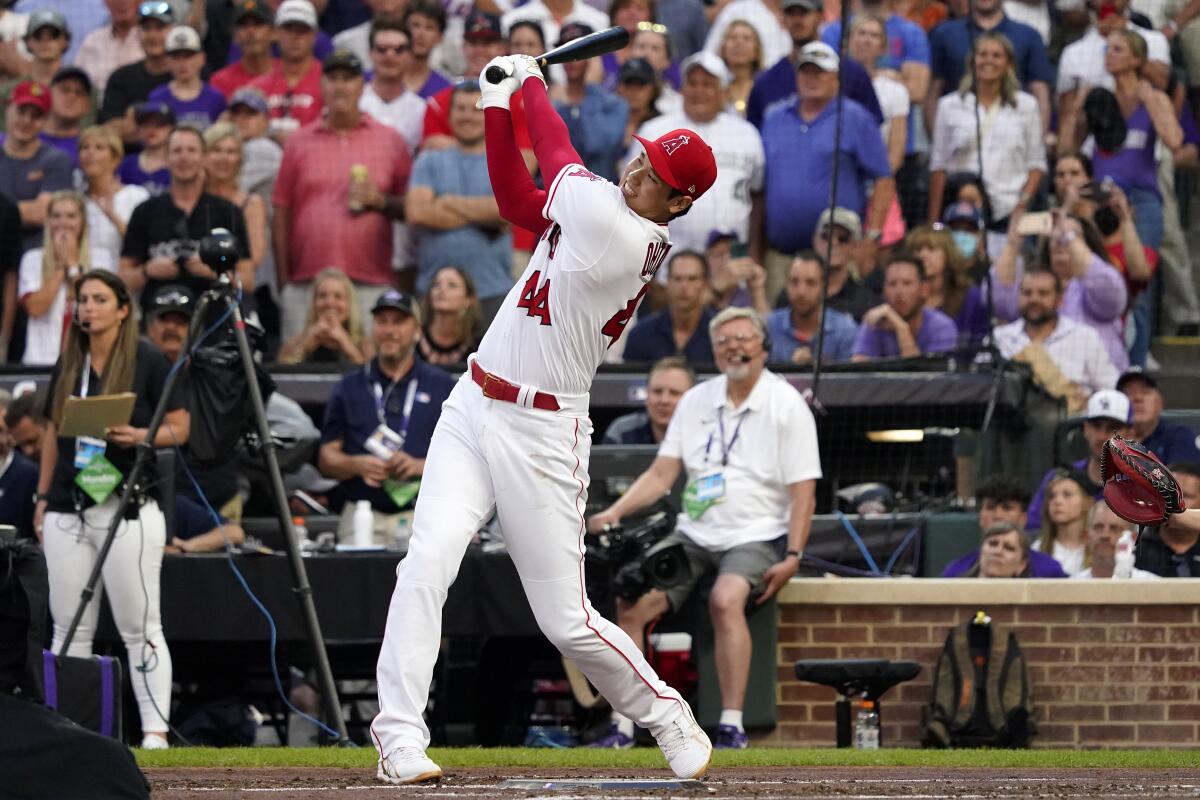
478;56;520;110
511;54;547;89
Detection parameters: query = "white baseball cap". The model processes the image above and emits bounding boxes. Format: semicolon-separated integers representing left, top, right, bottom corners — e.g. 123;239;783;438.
797;41;840;73
680;51;732;88
165;25;202;53
276;0;317;29
1086;389;1132;424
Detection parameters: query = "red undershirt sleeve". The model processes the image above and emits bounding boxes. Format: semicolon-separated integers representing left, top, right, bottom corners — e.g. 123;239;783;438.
484;106;550;237
520;77;584;189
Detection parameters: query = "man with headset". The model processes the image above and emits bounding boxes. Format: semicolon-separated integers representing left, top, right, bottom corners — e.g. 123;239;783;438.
588;307;821;750
318;290;454;542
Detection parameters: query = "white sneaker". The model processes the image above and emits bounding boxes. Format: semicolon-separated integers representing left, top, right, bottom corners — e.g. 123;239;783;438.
654;711;711;779
377;747;443;785
141;734;169;750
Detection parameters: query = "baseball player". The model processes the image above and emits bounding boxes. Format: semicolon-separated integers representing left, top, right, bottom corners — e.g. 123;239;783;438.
371;56;719;784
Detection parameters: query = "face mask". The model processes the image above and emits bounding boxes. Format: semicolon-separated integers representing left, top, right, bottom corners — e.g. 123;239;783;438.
951;230;978;259
1093;206;1121;237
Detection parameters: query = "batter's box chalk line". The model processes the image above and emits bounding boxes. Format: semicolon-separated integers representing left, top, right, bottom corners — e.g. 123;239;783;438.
498;778;709;791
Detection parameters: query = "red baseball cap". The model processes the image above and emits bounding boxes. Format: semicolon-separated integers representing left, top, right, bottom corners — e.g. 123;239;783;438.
633;128;717;201
11;80;51;114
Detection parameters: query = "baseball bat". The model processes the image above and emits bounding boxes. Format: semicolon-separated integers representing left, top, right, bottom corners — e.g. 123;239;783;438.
484;26;631;85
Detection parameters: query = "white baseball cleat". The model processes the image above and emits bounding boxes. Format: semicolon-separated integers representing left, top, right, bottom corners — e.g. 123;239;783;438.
377;747;443;785
654;711;712;779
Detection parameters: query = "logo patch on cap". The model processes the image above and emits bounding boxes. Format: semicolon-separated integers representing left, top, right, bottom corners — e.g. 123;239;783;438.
661;134;690;156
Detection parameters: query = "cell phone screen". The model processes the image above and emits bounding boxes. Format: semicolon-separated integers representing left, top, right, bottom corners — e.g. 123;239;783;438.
729;241;749;259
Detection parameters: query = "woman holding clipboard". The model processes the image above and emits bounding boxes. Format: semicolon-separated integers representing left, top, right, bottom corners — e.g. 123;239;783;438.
33;269;189;749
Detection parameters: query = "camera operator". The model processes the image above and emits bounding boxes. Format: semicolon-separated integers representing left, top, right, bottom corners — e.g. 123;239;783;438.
587;307;821;750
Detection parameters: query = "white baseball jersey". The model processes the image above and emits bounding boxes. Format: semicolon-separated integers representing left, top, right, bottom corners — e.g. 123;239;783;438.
627;112;764;255
474;162;673;397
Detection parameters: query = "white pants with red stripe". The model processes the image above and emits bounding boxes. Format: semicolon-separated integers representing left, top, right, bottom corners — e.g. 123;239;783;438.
372;373;689;757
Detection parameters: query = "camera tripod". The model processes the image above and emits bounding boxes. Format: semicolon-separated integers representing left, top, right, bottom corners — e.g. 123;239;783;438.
58;269;350;745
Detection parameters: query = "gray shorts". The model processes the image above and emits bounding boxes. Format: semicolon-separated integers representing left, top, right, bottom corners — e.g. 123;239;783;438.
657;532;782;612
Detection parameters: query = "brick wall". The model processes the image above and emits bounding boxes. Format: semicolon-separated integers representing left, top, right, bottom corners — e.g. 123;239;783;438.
765;580;1200;749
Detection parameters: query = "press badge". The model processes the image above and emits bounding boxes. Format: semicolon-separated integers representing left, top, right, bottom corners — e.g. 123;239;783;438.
364;424;404;460
74;436;107;469
682;469;725;521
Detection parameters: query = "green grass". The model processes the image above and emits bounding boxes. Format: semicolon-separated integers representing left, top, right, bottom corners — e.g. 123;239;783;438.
135;747;1200;770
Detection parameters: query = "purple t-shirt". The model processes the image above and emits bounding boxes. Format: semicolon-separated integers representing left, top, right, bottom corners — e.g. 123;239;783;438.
148;83;227;130
117;155;169;196
852;307;959;358
1092;104;1158;198
39;133;79;169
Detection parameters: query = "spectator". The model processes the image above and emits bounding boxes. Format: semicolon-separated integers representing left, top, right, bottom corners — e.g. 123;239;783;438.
4;390;46;461
1061;34;1181;252
1072;500;1159;579
993;269;1119;406
163;494;247;553
720;20;763;115
148;26;226;130
1032;470;1093;575
656;0;709;63
767;252;858;364
630;24;683;112
278;267;370;365
98;1;173;146
603;356;696;444
811;207;880;322
852;254;958;361
143;283;193;364
401;1;452;99
407;82;508;323
20;191;114;365
940;474;1067;577
0;395;38;540
251;0;325;142
705;0;790;67
757;43;893;300
703;231;770;315
75;0;145;92
551;23;629;183
0;193;18;358
1117;368;1200;464
965;522;1031;577
422;11;513;152
508;18;546;56
906;225;988;347
359;19;426;155
120;125;253;316
272;50;411;341
223;0;334;64
227;88;282;201
116;101;173;195
820;0;931;109
926;0;1052;131
849;13;909;178
331;0;404;66
598;0;655;89
616;57;663;148
992;213;1128;373
209;0;277;100
1;81;73;250
203;123;268;286
588;307;821;750
36;269;186;749
318;290;455;543
746;0;884;131
927;32;1045;232
0;10;68;120
40;67;93;168
1026;388;1129;529
417;265;481;366
938;200;988;275
1135;462;1200;577
623;251;717;364
632;51;764;255
500;0;609;56
0;5;30;79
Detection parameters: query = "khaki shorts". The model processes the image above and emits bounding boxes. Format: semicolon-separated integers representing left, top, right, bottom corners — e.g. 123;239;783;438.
657;531;783;612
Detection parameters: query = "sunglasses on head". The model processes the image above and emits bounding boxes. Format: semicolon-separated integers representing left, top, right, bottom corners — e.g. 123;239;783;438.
636;21;669;34
139;1;171;17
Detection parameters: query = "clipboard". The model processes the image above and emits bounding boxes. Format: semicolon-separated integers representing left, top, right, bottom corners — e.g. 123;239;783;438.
58;393;136;439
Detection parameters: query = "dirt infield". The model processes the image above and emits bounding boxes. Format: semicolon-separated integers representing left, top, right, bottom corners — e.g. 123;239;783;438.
147;766;1200;799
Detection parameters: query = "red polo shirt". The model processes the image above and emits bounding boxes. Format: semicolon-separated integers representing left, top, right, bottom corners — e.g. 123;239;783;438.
250;59;324;132
273;112;412;285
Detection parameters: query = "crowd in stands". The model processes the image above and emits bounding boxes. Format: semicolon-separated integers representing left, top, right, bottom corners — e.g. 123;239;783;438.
2;0;1200;749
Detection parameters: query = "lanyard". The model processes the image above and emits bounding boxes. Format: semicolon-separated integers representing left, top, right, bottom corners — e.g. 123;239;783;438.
81;354;92;398
703;407;746;468
373;375;418;439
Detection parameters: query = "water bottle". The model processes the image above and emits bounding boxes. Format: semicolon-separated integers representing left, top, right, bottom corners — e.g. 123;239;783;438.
393;510;413;551
291;516;309;541
854;699;880;750
353;500;374;547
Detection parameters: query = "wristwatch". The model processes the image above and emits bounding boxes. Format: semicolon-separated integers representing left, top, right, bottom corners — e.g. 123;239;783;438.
864;229;882;243
786;549;804;560
1166;18;1180;32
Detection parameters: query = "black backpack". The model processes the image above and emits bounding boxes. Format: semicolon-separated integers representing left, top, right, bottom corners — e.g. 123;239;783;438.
925;612;1035;748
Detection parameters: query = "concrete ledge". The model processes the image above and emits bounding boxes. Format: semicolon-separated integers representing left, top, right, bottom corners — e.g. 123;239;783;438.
777;577;1200;605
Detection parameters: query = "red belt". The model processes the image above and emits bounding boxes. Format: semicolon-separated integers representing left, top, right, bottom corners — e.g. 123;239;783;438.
470;361;560;412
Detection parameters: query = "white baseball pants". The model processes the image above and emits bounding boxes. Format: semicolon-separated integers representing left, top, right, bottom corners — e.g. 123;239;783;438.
43;496;172;735
371;373;690;756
